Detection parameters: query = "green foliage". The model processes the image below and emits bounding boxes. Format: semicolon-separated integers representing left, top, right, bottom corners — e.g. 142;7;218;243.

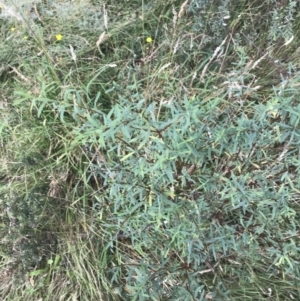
67;78;300;300
1;0;300;300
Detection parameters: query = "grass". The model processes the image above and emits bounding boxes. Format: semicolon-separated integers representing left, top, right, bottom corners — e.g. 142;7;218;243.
1;0;300;300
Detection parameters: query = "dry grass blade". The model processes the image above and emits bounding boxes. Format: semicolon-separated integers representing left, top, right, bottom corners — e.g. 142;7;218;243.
178;0;189;19
96;31;106;47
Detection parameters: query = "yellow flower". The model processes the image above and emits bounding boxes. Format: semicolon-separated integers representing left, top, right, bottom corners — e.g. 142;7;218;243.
146;37;152;43
11;27;15;32
24;36;28;40
56;34;63;41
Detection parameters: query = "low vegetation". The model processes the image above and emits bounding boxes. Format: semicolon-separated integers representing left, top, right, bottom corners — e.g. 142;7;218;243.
1;0;300;300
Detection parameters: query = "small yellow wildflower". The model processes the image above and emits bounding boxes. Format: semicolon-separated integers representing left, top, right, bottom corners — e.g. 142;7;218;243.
24;36;28;40
146;37;152;43
56;34;63;41
11;27;15;32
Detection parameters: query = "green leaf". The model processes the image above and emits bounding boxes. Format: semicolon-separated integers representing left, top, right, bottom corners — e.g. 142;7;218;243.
120;151;135;161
